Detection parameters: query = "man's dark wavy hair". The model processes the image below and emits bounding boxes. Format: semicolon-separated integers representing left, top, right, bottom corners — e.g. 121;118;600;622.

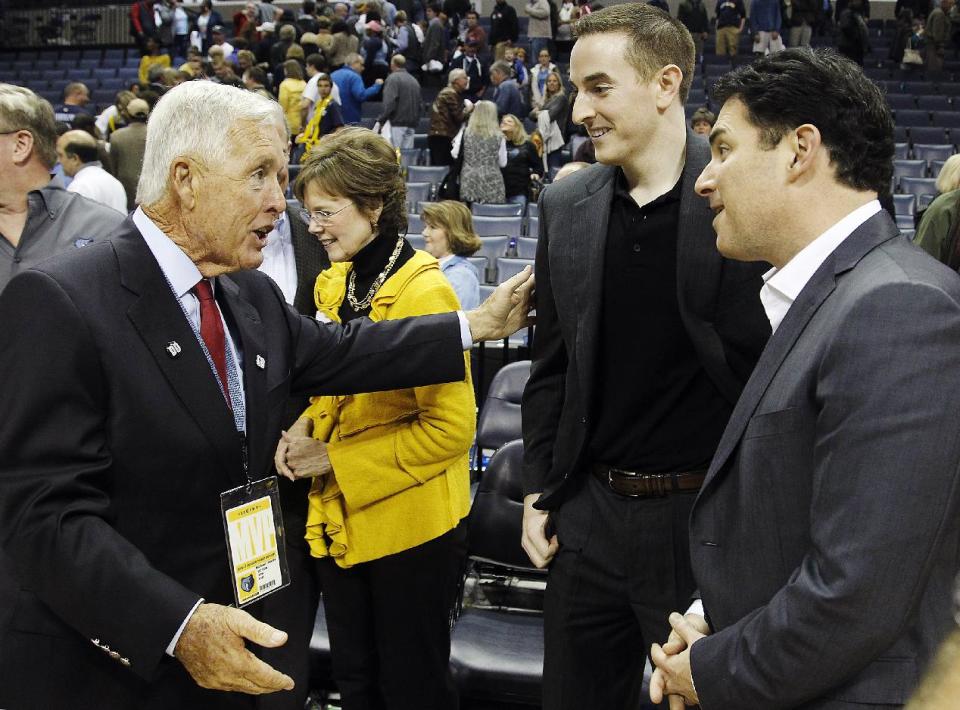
712;48;894;194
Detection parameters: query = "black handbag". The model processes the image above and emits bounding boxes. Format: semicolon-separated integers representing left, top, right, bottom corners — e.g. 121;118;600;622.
437;141;464;200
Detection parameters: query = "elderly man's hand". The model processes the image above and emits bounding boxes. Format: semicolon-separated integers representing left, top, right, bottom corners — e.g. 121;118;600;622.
277;428;332;480
175;603;294;694
465;266;535;342
649;612;707;708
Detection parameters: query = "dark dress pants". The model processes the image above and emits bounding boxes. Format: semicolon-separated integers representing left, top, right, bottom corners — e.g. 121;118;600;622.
316;521;468;710
543;474;698;710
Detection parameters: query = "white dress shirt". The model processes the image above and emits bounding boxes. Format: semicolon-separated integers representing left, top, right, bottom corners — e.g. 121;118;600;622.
67;162;128;215
760;200;881;334
257;213;298;305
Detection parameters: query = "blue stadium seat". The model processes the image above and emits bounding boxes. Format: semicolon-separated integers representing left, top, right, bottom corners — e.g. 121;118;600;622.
914;143;956;165
118;67;140;83
407;234;425;250
515;237;538;259
93;67;117;80
896;109;930;126
103;48;125;60
887;94;916;111
902;228;916;240
931;112;960;128
42;69;67;82
406;213;424;234
59;49;81;61
407;165;449;193
80;49;102;60
899;176;938;197
894;159;927;185
496;257;534;284
936;82;960;95
35;59;57;71
902;81;934;95
473;216;523;237
18;70;42;82
910;127;950;145
526;212;540;237
102;57;125;69
399;148;421;169
100;77;127;92
893;193;916;215
476;236;511;269
413;133;429;150
405;181;432;207
78;58;101;69
895;142;910;159
917;95;952;111
931;159;947;176
896;214;915;230
472;203;524;217
526;202;538;219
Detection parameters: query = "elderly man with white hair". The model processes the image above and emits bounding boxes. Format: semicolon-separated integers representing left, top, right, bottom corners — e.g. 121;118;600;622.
0;80;533;709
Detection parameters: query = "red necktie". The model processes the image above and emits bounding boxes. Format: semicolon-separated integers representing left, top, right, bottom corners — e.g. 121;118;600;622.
194;279;232;409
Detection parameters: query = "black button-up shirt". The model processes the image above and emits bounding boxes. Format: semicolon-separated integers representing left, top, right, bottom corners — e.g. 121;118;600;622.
587;169;731;472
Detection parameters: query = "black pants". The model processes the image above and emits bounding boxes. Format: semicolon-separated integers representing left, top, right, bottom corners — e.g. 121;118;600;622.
542;474;698;710
428;135;454;166
317;522;468;710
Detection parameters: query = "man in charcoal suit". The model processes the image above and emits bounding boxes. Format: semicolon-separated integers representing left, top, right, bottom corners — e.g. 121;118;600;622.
650;48;960;709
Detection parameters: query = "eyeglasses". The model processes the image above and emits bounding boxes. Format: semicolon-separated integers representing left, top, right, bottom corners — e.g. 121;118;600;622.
296;202;352;227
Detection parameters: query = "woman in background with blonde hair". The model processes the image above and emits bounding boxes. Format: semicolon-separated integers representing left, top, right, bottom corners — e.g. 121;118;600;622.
278;59;307;137
456;99;507;204
276;127;475;710
500;113;542;209
914;154;960;266
421;200;483;309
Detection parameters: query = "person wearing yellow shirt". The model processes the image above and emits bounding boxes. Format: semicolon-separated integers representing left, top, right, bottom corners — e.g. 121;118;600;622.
278;59;308;137
138;37;172;84
275;127;474;710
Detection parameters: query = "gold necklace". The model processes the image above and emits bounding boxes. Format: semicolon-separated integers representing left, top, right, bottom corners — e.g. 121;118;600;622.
346;235;405;311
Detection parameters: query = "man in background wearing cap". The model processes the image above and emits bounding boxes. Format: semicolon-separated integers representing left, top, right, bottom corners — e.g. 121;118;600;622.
109;98;150;211
0;84;125;295
449;39;488;101
57;130;128;215
208;26;235;61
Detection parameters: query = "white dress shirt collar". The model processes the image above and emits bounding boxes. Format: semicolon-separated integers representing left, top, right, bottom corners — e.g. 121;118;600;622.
759;200;881;334
133;206;204;297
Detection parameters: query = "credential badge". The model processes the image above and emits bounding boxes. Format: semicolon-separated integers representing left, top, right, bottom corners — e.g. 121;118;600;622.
166;341;182;358
255;355;266;369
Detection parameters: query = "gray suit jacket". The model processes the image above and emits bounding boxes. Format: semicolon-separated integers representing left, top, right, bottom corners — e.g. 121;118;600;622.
521;134;771;506
690;211;960;708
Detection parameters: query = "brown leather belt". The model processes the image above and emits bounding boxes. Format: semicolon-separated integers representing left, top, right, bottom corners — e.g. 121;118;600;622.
590;464;708;498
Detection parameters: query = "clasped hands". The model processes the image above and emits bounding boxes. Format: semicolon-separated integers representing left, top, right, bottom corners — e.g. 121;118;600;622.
274;417;331;481
649;611;710;708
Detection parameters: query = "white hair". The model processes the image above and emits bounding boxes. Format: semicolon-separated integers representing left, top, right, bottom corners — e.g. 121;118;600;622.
136;80;286;206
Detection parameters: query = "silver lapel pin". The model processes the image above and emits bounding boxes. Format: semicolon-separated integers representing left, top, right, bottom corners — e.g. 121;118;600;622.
166;341;182;358
255;355;266;369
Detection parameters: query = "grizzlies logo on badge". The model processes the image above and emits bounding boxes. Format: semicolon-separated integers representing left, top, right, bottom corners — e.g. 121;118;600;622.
240;574;255;593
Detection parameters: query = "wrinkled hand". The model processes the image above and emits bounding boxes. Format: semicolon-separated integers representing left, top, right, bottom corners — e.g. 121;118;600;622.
649;612;708;708
175;603;294;694
274;417;311;480
660;612;710;656
465;266;535;342
276;429;331;481
521;492;558;568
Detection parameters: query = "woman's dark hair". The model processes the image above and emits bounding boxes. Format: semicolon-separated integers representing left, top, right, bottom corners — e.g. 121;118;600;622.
711;47;894;194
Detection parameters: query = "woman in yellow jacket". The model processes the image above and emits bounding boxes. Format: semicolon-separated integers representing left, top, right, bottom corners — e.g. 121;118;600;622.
275;127;474;710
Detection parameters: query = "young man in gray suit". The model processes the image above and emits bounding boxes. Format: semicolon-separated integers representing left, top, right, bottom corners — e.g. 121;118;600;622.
519;4;770;709
650;48;960;709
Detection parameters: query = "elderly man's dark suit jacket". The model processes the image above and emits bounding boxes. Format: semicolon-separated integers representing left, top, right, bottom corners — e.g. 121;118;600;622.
0;219;465;709
690;211;960;708
521;134;771;507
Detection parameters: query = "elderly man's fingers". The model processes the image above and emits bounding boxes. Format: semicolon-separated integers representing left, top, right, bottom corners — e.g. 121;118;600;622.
224;607;288;649
661;627;688;656
669;611;706;646
649;667;667;705
668;694;687;710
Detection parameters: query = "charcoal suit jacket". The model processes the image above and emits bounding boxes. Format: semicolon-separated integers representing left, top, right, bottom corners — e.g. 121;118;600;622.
690;211;960;708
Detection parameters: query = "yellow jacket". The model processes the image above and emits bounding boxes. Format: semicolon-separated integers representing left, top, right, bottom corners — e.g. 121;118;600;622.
278;78;306;135
303;250;475;567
